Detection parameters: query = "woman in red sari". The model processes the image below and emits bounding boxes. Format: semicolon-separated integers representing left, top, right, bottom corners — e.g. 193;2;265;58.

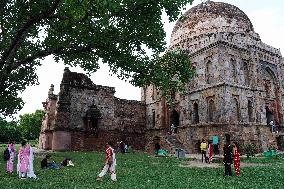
233;142;240;176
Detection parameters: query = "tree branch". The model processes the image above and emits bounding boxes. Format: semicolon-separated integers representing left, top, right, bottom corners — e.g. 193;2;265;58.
12;44;94;70
0;0;62;66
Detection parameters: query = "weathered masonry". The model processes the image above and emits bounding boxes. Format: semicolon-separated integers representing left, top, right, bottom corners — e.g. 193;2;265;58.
40;1;284;153
142;1;284;153
39;68;146;151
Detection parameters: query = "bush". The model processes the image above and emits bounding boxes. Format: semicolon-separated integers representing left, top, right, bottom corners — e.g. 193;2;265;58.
241;143;257;158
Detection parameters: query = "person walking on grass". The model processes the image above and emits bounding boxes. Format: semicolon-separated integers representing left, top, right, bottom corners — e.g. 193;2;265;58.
97;142;117;182
6;141;16;174
200;139;207;163
233;142;241;176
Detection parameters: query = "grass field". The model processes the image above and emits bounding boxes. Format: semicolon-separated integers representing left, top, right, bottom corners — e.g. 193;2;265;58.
0;146;284;189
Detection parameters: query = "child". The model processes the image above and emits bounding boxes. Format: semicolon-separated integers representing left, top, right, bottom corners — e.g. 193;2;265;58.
233;142;240;176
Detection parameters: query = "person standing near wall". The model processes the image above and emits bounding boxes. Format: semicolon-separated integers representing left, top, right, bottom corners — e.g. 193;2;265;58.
223;135;233;177
200;139;207;163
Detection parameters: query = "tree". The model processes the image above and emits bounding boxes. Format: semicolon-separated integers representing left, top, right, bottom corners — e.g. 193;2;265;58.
0;0;194;116
0;118;21;143
18;109;44;140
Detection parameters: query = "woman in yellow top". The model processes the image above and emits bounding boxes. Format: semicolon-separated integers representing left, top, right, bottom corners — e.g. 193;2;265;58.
200;139;208;163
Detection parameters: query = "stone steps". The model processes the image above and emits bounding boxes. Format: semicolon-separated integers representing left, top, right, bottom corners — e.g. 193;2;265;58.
165;135;188;154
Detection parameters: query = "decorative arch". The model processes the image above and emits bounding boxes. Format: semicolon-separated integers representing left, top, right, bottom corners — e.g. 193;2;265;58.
242;61;249;85
84;104;102;137
232;98;240;122
171;109;179;133
208;99;215;122
206;61;214;84
263;67;277;98
192;102;199;124
248;99;253;122
231;58;237;82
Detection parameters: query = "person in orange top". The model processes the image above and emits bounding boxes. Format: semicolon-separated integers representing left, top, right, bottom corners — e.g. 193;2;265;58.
233;142;241;176
97;142;117;182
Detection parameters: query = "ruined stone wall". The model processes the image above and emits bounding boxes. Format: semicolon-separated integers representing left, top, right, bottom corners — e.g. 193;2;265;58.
68;86;115;130
114;98;146;132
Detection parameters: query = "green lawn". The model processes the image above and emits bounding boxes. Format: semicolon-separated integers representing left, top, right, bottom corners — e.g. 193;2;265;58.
1;147;284;189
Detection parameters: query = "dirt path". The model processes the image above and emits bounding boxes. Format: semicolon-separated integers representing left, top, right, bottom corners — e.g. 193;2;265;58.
180;161;271;168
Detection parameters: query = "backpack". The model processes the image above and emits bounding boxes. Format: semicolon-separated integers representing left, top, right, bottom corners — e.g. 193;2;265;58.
3;148;10;161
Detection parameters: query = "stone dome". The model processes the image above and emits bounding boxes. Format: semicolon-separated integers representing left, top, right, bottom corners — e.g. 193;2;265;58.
170;1;254;47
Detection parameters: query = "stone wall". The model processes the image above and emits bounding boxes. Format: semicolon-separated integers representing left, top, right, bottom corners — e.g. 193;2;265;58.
39;68;147;151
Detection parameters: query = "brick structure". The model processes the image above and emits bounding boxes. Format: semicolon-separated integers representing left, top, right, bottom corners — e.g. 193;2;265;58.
40;1;284;153
39;67;146;151
143;1;284;153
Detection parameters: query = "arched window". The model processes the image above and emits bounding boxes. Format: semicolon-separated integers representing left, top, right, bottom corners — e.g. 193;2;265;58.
263;67;277;98
206;61;213;84
243;62;249;85
208;99;215;122
192;102;199;124
248;100;253;122
231;59;237;82
152;110;156;127
232;98;240;122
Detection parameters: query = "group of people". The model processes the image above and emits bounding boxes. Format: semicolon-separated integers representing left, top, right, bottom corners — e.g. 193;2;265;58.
223;137;241;177
200;139;213;163
3;140;117;182
4;141;37;179
40;155;74;170
200;137;241;177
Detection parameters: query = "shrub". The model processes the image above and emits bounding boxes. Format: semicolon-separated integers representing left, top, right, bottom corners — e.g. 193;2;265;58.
242;143;257;158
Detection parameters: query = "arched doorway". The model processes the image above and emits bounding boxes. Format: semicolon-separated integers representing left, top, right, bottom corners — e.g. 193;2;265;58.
265;106;274;125
171;109;179;133
193;102;199;124
84;104;102;137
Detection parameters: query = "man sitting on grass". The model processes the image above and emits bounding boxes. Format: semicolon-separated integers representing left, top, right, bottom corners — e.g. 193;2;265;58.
41;155;60;170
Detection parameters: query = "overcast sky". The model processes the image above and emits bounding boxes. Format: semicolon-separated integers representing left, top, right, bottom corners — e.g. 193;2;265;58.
17;0;284;117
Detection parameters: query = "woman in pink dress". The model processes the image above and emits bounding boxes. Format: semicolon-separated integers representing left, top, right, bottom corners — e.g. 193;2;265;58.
17;141;30;179
6;141;16;174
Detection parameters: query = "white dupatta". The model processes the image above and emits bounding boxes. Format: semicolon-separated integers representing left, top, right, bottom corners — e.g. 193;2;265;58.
27;146;37;179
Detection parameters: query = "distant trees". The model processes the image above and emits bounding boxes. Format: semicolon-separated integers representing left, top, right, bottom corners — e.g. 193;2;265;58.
0;109;44;143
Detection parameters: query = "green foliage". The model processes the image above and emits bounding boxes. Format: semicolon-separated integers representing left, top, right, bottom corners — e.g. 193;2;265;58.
0;118;21;143
18;109;44;140
0;0;194;116
241;143;257;159
0;109;43;143
1;150;284;188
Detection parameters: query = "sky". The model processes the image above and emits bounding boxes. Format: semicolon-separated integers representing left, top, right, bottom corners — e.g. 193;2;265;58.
16;0;284;117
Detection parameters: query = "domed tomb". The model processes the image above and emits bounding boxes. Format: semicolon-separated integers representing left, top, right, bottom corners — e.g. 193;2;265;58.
170;1;255;48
